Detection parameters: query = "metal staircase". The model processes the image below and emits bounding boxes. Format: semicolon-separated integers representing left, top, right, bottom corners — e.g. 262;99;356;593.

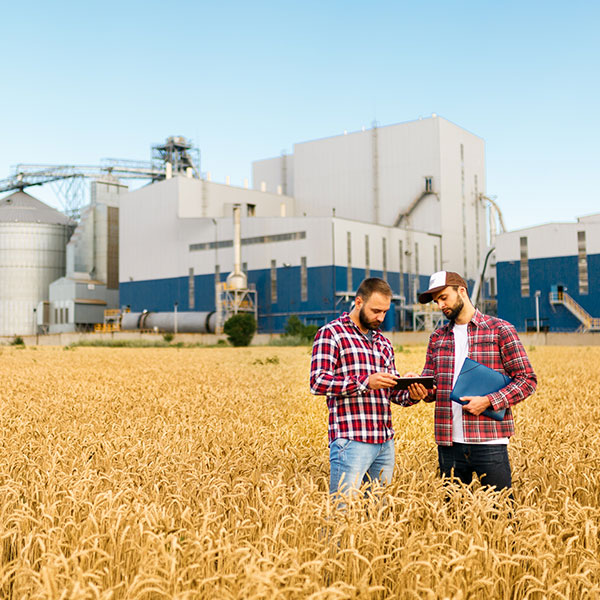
549;289;600;332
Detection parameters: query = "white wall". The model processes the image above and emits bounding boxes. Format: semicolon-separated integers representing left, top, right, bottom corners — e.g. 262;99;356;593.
252;154;294;196
437;118;487;277
250;116;487;281
332;218;440;274
172;176;295;218
120;177;442;287
496;218;600;262
120;176;329;281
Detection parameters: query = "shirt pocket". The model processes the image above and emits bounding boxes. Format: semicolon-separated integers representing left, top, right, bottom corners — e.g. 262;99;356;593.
469;332;498;363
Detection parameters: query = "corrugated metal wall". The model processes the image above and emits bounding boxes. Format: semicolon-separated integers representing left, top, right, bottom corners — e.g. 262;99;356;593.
0;223;69;335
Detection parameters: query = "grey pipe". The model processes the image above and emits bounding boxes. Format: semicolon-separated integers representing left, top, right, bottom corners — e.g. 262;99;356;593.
121;311;216;333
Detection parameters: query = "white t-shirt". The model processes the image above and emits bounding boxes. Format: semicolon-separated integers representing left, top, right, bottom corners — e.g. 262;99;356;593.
452;323;508;445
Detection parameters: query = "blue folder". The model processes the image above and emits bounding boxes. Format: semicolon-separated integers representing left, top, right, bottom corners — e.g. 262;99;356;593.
450;357;512;421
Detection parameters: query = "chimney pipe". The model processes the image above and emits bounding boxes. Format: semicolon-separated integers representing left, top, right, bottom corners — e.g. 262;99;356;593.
226;204;247;290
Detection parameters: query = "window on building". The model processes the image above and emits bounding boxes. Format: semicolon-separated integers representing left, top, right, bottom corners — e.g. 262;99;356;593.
520;236;530;297
301;256;308;302
347;232;352;291
399;240;404;299
382;238;388;280
247;204;256;217
414;243;419;277
425;177;433;193
188;267;195;309
65;308;69;323
54;308;58;324
190;231;306;252
578;230;589;294
242;262;248;275
365;235;370;278
271;259;277;303
490;277;496;298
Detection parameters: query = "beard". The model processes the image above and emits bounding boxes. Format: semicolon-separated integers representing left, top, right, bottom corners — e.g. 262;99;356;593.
359;306;382;330
443;296;464;322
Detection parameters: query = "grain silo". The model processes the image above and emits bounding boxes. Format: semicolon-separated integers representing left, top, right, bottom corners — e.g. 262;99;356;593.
0;191;73;336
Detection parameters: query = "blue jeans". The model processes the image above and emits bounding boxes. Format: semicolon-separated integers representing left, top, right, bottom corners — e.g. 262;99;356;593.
438;443;512;491
329;438;395;496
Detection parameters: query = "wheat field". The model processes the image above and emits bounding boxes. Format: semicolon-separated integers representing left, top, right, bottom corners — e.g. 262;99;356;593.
0;344;598;599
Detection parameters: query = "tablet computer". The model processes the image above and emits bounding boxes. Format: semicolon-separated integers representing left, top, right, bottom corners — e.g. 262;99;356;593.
393;376;436;391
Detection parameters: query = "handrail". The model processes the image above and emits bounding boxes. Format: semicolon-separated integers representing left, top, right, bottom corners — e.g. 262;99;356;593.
549;291;600;331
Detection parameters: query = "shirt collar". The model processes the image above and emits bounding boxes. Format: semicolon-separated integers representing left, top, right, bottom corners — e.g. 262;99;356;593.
340;311;385;341
448;308;487;331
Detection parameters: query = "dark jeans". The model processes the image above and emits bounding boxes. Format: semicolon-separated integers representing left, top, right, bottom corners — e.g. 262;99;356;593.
438;443;512;491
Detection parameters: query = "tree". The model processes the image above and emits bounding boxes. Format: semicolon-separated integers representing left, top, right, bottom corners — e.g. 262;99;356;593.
223;313;257;347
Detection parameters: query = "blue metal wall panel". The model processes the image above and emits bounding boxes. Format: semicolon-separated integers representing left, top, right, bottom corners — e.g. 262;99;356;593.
497;253;600;331
120;266;436;333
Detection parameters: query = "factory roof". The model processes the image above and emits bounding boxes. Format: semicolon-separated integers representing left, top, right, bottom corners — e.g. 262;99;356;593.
0;191;72;225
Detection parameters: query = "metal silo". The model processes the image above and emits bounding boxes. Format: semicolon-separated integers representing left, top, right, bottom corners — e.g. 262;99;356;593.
0;191;73;336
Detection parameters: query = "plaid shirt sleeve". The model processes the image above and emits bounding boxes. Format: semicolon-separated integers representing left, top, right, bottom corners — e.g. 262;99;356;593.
486;321;537;411
310;325;369;397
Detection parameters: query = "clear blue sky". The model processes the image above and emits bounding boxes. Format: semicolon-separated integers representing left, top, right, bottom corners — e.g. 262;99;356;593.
1;0;598;230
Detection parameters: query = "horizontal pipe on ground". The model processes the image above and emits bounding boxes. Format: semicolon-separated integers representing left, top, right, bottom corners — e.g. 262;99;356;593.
121;311;217;334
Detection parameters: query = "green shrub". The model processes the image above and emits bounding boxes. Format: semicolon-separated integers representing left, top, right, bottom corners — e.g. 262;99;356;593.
163;332;174;343
284;315;305;337
302;324;319;342
223;314;257;347
10;336;24;346
282;316;319;344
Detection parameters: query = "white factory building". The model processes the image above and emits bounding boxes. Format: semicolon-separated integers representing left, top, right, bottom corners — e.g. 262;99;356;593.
253;115;487;281
119;116;492;332
495;213;600;332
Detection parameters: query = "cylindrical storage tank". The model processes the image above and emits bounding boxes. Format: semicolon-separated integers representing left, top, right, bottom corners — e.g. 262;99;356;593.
0;191;73;336
121;311;217;333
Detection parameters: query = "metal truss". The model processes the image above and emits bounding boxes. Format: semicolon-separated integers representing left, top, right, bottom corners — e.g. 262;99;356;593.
214;282;258;334
0;137;201;219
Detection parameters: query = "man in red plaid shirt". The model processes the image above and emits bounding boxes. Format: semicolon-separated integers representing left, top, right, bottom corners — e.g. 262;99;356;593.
310;278;413;497
405;271;537;491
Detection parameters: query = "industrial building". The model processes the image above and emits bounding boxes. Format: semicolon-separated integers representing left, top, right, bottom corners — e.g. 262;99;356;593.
119;116;495;332
0;117;519;336
495;213;600;332
118;174;443;331
253;115;489;283
47;180;124;333
0;137;195;335
0;191;73;336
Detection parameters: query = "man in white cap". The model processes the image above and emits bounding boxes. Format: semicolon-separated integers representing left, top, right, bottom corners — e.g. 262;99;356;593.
405;271;537;491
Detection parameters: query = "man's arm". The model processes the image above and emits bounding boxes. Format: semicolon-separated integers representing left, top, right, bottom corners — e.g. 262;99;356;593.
310;327;369;397
486;323;537;411
391;335;437;406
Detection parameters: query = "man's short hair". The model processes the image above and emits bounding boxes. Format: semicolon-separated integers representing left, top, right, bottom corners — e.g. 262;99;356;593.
356;278;392;302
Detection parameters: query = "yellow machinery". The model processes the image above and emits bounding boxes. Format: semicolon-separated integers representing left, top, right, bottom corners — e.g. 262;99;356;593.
94;308;129;333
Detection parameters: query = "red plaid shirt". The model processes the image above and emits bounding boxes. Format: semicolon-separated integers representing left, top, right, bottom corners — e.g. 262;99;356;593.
310;312;408;445
410;309;537;446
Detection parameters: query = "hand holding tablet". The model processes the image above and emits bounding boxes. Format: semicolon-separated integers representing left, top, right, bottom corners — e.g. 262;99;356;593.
393;375;436;391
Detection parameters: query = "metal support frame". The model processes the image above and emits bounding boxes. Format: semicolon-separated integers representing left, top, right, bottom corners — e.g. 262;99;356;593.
215;282;258;334
411;303;445;332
